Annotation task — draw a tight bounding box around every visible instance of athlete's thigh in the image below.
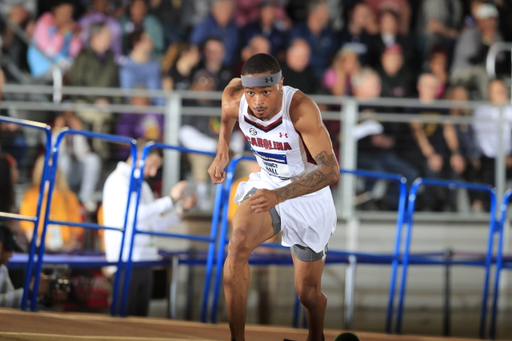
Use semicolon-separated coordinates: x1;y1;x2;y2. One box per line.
232;198;275;249
291;252;325;289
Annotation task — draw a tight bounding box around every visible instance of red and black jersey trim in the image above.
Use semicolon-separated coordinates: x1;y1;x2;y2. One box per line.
244;115;283;133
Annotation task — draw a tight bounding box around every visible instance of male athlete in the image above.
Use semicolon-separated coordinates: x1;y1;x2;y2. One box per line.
208;53;339;341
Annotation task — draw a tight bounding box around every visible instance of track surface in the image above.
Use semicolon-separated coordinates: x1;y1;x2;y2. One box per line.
0;308;497;341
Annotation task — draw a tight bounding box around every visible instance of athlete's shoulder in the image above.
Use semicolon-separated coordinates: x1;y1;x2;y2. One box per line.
222;78;244;117
289;89;320;123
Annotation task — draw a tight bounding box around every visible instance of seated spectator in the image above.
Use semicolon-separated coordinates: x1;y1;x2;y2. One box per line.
27;0;82;78
473;79;512;211
161;43;201;91
0;153;27;250
415;0;462;60
20;156;83;251
79;0;123;63
403;73;465;211
116;86;164;158
70;22;119;91
426;45;449;99
323;46;361;96
0;109;27;174
0;0;37;73
147;0;184;46
0;223;68;308
119;0;164;57
450;3;502;100
354;69;418;210
243;1;288;58
288;0;336;79
193;38;233;91
103;139;196;317
53;110;101;212
120;28;163;105
280;38;318;94
338;2;373;66
377;44;411;99
0;153;15;218
364;0;410;34
190;0;239;67
445;85;482;212
368;9;413;70
70;22;119;142
235;35;271;77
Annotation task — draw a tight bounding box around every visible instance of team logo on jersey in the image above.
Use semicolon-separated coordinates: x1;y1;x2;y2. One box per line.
249;127;257;136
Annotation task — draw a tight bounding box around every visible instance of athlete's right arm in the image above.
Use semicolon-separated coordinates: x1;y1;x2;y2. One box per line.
208;78;244;184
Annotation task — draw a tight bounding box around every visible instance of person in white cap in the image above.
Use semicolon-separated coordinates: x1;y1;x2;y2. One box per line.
450;3;503;99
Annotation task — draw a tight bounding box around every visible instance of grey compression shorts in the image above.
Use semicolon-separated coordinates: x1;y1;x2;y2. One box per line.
241;187;327;262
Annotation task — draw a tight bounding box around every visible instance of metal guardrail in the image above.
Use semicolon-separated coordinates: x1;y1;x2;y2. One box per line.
1;85;511;218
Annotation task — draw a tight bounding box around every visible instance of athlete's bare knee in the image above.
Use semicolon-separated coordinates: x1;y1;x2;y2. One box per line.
297;285;326;309
227;228;253;260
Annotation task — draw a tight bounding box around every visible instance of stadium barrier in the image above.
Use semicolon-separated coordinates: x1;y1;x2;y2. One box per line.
0;115;52;311
36;128;138;315
120;142;218;318
489;188;512;339
397;178;497;339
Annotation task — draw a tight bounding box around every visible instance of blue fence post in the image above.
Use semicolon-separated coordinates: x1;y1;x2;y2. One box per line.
200;183;224;322
30;132;65;310
489;189;512;339
395;178;422;334
110;139;138;316
385;177;408;333
394;178;496;339
209;155;256;323
21;125;52;311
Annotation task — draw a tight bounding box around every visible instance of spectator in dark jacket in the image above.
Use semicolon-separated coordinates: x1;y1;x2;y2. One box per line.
190;0;240;67
280;38;319;94
377;44;411;99
243;1;287;57
288;0;336;79
70;22;119;158
70;22;119;104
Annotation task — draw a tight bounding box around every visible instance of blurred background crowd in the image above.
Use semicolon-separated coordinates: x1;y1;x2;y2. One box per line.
0;0;512;258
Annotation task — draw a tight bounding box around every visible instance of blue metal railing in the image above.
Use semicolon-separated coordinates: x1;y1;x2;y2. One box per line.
395;178;496;339
119;142;218;318
489;189;512;339
35;129;138;315
0;115;52;311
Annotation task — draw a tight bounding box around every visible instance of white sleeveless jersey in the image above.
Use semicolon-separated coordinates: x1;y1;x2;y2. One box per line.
238;85;319;185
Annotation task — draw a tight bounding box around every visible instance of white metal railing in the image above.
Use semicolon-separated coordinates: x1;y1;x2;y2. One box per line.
1;85;511;218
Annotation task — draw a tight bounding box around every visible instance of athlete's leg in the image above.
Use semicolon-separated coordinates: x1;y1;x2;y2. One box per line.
225;199;275;341
292;252;327;341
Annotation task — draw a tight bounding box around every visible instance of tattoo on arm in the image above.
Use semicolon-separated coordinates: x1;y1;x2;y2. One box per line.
275;151;339;202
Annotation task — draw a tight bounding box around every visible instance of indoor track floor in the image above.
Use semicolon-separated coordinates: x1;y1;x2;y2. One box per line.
0;308;501;341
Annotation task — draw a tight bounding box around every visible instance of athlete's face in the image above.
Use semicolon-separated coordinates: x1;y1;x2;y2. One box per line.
244;74;284;121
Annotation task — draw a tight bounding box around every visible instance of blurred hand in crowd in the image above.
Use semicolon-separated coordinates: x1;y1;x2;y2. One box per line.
450;154;465;174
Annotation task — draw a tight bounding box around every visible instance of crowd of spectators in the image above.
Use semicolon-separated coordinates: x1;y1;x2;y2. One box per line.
0;0;511;224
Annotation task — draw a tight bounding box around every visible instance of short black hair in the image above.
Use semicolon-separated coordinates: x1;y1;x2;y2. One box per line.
127;28;145;51
136;138;163;158
241;53;281;76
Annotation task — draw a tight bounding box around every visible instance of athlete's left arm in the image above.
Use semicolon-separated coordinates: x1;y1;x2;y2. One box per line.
249;93;339;213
